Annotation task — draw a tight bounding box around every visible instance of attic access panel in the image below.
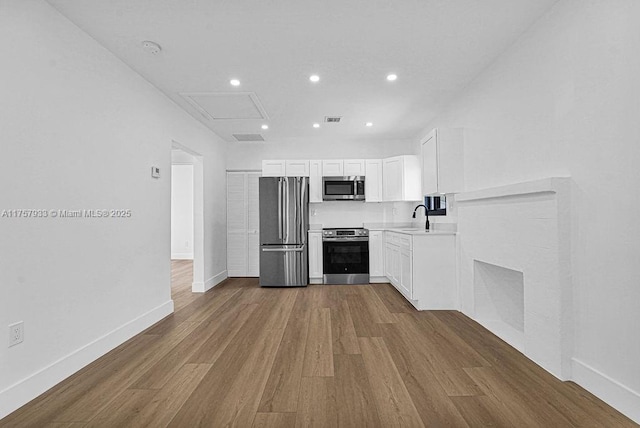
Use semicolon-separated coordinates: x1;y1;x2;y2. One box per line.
180;92;269;121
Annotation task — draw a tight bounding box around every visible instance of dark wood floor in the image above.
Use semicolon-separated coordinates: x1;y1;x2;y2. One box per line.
1;260;636;427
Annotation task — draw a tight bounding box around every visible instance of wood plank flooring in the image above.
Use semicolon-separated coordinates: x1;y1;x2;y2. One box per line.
1;260;636;427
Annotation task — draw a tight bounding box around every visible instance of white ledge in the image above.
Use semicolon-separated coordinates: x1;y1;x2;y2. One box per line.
456;177;570;202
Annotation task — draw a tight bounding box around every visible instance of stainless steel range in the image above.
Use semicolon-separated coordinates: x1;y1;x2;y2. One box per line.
322;228;369;284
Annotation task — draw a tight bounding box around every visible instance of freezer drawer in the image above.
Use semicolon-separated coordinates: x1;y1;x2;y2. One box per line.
259;244;308;287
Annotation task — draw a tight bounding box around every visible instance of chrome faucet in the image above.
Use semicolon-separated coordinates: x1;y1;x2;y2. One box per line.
412;204;430;231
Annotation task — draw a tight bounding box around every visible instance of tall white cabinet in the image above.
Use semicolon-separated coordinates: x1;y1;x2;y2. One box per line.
227;171;260;277
421;128;464;195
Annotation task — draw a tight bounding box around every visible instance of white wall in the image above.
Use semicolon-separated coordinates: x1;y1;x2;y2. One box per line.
421;0;640;421
0;0;227;418
171;164;194;259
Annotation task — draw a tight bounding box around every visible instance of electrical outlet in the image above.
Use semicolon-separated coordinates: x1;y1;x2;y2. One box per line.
9;321;23;347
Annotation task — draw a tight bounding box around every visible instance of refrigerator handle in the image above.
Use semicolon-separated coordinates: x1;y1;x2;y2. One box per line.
284;178;290;242
298;177;304;243
277;178;283;240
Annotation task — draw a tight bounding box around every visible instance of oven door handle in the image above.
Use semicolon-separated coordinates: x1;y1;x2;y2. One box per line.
322;237;369;242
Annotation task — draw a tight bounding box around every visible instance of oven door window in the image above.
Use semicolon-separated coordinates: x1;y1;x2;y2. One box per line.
323;241;369;274
324;181;354;196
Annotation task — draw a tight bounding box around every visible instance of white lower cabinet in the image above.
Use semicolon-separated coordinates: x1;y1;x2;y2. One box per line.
399;247;413;298
384;239;400;285
308;231;323;283
383;231;456;310
368;230;385;281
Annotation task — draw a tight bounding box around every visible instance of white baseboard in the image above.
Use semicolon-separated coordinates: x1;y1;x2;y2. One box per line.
309;278;323;284
192;270;227;293
0;300;173;420
572;358;640;424
369;276;389;283
171;253;194;260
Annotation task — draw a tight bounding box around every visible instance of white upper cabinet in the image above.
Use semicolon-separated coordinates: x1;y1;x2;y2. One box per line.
309;160;322;203
261;160;310;177
343;159;365;176
322;160;344;176
421;128;464;195
261;160;286;177
365;159;383;202
285;160;310;177
382;155;421;201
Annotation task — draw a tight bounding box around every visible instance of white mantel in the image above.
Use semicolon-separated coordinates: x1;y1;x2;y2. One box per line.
456;177;572;380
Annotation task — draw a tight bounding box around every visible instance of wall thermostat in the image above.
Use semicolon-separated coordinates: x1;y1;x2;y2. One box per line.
151;166;160;178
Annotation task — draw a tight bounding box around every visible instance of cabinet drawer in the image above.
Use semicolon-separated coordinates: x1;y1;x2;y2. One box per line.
385;232;399;245
396;234;412;250
385;232;412;250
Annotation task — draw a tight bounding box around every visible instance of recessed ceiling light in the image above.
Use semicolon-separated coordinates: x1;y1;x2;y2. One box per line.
313;123;320;128
309;75;320;83
386;74;398;81
230;79;240;86
261;124;269;130
366;122;373;127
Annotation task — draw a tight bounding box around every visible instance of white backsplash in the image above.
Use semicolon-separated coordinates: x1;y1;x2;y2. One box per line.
310;201;419;228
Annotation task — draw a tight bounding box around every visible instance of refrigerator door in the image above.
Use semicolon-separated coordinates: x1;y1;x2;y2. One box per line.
282;177;309;245
259;177;285;245
259;244;308;287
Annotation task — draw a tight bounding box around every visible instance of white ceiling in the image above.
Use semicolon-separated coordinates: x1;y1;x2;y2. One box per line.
47;0;558;143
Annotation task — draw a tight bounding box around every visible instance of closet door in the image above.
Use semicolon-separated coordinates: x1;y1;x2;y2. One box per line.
227;171;260;277
227;172;248;276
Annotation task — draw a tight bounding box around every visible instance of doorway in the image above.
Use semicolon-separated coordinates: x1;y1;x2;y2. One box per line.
171;142;205;293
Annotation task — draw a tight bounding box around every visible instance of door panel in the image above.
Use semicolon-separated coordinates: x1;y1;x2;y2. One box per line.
259;244;308;286
259;177;283;244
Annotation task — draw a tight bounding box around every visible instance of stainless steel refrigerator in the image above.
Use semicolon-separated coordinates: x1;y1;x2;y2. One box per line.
259;177;309;287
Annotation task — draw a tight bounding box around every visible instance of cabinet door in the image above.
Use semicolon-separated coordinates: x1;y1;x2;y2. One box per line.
322;160;344;176
384;243;394;281
308;232;323;278
399;248;413;299
365;159;383;202
391;246;400;286
309;160;323;203
344;159;365;176
369;231;384;277
262;160;286;177
383;157;403;201
285;160;310;177
421;130;439;195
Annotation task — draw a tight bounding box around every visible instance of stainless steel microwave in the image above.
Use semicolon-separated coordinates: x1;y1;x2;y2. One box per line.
322;176;365;201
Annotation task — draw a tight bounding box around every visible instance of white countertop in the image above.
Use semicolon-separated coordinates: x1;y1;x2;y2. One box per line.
309;223;456;235
377;227;456;236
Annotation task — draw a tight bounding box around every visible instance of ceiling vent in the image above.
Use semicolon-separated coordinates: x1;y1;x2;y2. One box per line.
233;133;265;142
324;116;342;123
